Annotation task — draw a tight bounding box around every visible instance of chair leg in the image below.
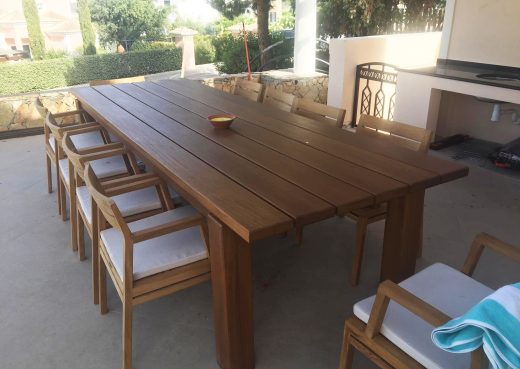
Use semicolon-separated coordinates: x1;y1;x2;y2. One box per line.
60;179;68;222
350;216;369;286
56;171;62;215
46;156;52;193
295;226;303;246
122;301;133;369
77;215;85;259
339;321;355;369
99;253;108;313
71;194;78;253
92;234;100;305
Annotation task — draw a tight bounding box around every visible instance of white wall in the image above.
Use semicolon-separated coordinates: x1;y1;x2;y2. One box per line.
445;0;520;67
327;32;441;125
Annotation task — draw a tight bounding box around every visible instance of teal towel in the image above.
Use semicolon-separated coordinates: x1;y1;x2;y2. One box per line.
431;283;520;369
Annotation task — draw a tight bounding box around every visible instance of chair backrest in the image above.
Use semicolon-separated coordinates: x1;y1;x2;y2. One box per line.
262;86;295;112
291;98;346;128
89;75;146;86
45;112;64;141
84;164;127;232
356;114;432;153
234;79;264;102
35;98;47;119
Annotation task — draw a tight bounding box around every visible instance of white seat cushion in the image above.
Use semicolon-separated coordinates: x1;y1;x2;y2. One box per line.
76;185;163;225
100;206;207;280
70;131;105;150
353;263;494;369
58;159;70;185
89;155;128;179
60;156;128;185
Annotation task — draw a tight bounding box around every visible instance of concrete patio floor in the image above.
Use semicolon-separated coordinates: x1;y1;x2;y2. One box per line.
0;135;519;369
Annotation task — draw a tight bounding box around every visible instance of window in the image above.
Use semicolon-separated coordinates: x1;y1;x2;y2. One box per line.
164;0;171;6
70;0;78;13
269;11;277;23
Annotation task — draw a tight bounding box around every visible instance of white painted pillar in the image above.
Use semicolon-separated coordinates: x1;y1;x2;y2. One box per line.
294;0;316;75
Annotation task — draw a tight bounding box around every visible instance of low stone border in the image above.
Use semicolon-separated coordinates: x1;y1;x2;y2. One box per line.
199;70;329;104
0;69;329;136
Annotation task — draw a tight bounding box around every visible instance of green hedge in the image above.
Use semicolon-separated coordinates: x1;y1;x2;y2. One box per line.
0;48;182;95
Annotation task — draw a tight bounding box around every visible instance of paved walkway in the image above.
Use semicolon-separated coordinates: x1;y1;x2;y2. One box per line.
0;135;519;369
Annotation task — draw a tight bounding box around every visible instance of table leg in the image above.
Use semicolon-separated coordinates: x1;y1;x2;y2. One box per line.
380;189;425;282
208;215;255;369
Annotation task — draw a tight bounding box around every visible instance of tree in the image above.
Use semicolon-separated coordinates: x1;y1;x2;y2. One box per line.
318;0;445;38
22;0;45;59
91;0;169;50
210;0;270;67
255;0;271;67
209;0;252;19
77;0;96;55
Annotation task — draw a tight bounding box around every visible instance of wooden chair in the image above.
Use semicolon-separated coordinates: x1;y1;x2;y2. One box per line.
63;134;172;306
356;114;433;152
233;78;264;102
262;86;295;112
89;76;146;86
84;163;211;369
348;114;433;285
291;98;346;128
35;98;92;194
45;113;106;219
340;233;520;369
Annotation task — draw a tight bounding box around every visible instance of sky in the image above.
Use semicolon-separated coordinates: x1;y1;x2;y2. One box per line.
174;0;221;24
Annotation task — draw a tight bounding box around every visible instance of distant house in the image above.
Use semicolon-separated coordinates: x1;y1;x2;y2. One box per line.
0;0;83;56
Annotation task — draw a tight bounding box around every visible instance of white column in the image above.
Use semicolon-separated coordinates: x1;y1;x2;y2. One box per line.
294;0;316;76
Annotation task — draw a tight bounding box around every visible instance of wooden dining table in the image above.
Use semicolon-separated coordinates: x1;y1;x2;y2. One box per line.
73;79;468;369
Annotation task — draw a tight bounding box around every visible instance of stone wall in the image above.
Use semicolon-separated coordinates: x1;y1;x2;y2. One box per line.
0;91;78;132
1;69;329;133
199;70;329;104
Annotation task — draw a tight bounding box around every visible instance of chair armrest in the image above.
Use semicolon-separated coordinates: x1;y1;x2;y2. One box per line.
78;147;127;164
131;212;204;243
365;280;450;339
103;175;163;197
461;232;520;276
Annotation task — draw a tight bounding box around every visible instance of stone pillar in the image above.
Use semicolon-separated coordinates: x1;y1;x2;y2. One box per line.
172;27;198;78
294;0;316;76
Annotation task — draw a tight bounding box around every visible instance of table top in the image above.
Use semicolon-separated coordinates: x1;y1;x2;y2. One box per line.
73;79;468;243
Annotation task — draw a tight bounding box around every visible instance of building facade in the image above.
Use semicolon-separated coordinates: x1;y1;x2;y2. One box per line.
0;0;83;55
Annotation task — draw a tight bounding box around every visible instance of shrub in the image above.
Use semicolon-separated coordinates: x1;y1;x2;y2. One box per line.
43;49;69;60
132;40;176;51
194;35;216;65
212;32;293;74
0;48;182;95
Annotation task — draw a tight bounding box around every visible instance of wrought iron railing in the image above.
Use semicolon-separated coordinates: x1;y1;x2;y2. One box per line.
351;62;398;126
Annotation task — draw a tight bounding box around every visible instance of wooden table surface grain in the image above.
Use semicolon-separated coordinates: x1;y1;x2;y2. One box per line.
73;80;468;369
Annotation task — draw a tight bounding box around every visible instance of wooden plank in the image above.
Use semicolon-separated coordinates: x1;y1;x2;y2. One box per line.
159;80;440;190
93;85;335;226
171;79;468;183
134;82;407;203
116;83;375;212
72;87;292;242
208;215;254;369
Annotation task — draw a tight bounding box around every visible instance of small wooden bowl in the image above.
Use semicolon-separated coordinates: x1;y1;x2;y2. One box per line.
208;114;236;129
